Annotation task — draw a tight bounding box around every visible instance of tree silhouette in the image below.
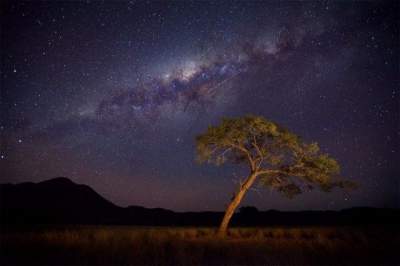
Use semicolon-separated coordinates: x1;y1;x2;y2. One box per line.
196;115;356;237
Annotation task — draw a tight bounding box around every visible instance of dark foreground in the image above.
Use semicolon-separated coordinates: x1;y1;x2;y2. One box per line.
1;226;399;266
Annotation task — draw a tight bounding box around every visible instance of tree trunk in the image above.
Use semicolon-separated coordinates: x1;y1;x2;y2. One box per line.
217;173;258;237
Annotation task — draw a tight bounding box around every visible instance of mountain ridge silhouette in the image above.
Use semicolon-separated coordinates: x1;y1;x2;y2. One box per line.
1;177;398;226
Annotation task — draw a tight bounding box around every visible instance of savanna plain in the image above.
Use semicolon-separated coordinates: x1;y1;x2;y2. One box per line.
1;225;399;266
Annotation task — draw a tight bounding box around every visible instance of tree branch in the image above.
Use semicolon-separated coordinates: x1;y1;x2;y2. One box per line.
256;169;286;176
228;141;256;171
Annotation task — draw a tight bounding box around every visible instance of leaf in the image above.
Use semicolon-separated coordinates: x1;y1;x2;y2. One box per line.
195;115;356;195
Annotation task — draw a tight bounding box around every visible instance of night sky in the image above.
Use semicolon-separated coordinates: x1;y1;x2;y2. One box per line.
1;1;399;211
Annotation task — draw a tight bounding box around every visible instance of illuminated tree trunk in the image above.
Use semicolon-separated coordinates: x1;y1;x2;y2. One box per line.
217;173;258;237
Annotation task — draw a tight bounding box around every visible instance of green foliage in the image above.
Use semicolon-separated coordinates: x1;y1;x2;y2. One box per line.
196;115;356;197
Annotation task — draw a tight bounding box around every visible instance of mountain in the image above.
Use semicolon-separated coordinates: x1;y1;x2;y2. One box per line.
1;177;399;226
0;177;122;224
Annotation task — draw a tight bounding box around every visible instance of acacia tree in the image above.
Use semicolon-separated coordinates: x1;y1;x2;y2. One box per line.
196;115;355;237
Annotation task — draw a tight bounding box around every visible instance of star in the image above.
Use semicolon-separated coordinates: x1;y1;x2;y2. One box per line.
1;0;398;211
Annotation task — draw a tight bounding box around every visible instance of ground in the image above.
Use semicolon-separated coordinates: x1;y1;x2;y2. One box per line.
1;226;399;266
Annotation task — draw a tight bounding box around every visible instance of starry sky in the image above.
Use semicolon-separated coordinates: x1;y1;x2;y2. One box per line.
1;1;399;211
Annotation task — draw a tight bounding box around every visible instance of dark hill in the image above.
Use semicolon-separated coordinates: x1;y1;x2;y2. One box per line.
0;177;122;224
1;177;399;226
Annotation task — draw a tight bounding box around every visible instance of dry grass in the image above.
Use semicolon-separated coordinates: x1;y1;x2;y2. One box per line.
1;226;399;265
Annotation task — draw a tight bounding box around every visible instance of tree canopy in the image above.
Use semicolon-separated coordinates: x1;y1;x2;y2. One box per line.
196;115;356;198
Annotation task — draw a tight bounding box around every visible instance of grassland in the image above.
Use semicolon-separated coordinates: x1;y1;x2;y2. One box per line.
1;226;399;266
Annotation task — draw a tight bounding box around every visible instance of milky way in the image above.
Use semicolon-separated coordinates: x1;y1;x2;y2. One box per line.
95;24;309;129
1;1;398;211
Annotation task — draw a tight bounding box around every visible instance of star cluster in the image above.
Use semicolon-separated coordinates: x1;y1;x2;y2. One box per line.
1;1;398;211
